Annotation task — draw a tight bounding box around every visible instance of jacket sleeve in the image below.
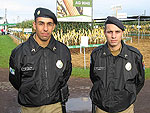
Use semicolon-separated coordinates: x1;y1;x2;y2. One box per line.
63;54;72;83
90;52;99;84
9;50;21;91
60;49;72;87
135;54;145;94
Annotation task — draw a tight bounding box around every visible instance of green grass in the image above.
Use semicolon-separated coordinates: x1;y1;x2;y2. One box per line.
72;67;150;79
145;68;150;79
0;35;17;68
71;67;90;78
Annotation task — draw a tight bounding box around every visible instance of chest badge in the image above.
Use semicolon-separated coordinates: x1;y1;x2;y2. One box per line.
56;60;63;69
125;62;132;71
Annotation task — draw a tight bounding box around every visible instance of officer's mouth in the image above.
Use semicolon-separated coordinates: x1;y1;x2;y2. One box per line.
111;40;117;43
41;33;49;37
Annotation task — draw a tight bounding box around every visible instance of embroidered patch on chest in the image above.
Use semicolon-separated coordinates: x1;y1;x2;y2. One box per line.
21;67;34;71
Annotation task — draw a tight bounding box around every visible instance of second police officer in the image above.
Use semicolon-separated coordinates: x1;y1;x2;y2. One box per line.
90;16;145;113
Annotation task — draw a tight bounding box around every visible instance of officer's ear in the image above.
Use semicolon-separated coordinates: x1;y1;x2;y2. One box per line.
104;25;107;34
33;21;36;31
104;29;106;35
121;31;124;37
52;24;56;31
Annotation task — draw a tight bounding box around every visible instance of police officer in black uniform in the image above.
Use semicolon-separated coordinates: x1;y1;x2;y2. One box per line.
9;7;72;113
90;16;145;113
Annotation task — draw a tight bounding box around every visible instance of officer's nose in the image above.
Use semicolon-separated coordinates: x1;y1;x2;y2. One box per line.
112;32;116;39
44;24;48;31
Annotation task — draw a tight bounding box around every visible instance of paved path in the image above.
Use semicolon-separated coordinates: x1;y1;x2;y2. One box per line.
0;68;150;113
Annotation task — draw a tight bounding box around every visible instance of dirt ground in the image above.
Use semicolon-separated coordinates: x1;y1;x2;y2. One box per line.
0;37;150;113
71;38;150;68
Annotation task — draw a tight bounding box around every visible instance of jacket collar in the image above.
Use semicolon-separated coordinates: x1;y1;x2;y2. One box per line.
101;43;111;57
28;33;57;55
101;40;129;60
46;34;57;52
118;41;130;60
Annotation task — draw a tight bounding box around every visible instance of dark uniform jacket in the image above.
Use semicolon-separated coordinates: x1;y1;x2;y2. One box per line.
9;33;72;107
90;41;145;112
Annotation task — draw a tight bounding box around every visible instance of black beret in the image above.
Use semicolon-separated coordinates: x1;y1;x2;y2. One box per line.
105;16;125;31
34;7;57;25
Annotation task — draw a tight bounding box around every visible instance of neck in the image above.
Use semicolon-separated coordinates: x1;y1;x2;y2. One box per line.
108;43;122;56
108;43;122;52
34;34;51;48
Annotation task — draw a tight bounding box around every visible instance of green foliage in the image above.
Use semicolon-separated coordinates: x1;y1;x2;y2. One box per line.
16;20;34;28
55;22;93;33
14;20;93;34
0;35;17;68
11;19;150;36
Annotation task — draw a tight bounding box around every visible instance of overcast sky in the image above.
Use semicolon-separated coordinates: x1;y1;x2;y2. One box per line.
0;0;150;23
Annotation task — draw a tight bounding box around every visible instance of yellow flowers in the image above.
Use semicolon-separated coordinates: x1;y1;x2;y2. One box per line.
12;23;150;46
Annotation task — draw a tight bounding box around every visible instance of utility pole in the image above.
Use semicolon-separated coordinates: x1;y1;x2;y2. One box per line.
111;5;122;17
144;10;146;16
137;16;140;43
4;8;7;34
5;8;7;20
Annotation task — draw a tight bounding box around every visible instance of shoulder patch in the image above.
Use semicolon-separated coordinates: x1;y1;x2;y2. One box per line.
10;67;15;75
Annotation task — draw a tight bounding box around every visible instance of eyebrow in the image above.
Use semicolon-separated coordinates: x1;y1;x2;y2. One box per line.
107;29;121;31
37;21;54;24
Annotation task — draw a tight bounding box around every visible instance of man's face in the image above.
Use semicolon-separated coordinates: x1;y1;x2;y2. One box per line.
33;17;56;42
104;24;123;48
